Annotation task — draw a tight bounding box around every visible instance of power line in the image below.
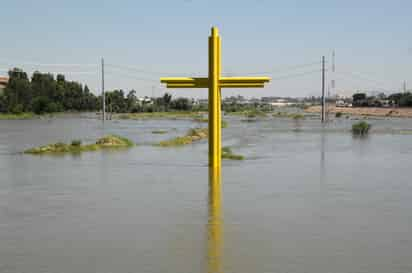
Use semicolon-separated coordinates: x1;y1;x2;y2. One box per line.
270;68;324;81
335;70;389;88
333;74;391;92
222;60;322;76
105;63;187;76
105;70;160;83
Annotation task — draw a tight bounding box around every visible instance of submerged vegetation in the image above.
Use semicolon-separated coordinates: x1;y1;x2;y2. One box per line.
222;147;245;160
152;130;168;134
24;135;134;155
291;113;305;120
228;109;267;118
158;128;208;147
352;121;371;136
272;112;305;119
117;111;204;120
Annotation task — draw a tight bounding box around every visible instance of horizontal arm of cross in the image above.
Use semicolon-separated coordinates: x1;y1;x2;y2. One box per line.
160;77;271;88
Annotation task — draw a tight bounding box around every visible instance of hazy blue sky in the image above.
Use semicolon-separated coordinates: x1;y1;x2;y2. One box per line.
1;0;411;98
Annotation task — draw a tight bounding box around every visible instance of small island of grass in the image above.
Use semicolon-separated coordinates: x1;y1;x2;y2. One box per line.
272;112;305;119
152;130;168;134
352;121;371;136
222;147;244;160
24;135;134;155
158;128;208;147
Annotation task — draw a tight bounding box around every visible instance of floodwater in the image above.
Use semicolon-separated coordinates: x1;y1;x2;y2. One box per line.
1;113;412;273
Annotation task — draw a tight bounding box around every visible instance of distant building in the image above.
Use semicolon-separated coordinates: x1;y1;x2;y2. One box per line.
0;76;9;95
270;98;294;107
137;96;153;105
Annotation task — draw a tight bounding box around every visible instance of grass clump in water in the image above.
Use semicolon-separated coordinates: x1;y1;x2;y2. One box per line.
117;112;204;120
352;121;371;136
273;112;305;119
291;113;305;120
152;130;168;134
245;110;267;118
71;139;82;146
222;147;244;160
25;135;134;154
158;128;208;147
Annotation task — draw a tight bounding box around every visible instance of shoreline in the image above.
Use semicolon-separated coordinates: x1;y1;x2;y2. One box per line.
305;105;412;118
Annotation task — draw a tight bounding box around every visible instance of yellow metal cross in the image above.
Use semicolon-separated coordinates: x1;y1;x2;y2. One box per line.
161;27;270;168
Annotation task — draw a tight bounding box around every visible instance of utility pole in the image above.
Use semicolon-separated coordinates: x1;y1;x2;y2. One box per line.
403;81;407;93
331;50;335;97
321;56;326;123
101;58;106;123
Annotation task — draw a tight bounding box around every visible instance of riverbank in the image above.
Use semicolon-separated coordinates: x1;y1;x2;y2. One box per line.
0;113;36;120
305;105;412;118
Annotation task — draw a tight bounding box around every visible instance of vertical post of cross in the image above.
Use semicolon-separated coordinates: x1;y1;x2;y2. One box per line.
208;27;221;169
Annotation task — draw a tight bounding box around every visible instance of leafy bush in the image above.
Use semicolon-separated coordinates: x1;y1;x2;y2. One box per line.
11;104;23;114
352;121;371;135
335;112;343;118
32;96;50;114
45;102;61;113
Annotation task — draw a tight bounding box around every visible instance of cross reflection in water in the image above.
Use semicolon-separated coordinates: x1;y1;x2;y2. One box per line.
208;167;223;273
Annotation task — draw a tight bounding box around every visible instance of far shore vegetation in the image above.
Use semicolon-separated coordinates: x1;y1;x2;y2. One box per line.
24;135;134;155
0;112;36;120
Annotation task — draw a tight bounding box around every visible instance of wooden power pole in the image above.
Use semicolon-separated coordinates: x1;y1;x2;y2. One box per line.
101;58;106;123
321;56;326;123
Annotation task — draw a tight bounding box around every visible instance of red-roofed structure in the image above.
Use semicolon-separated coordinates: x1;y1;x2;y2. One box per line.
0;76;8;86
0;76;8;95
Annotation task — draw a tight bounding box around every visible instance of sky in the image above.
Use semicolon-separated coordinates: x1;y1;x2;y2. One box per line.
1;0;411;98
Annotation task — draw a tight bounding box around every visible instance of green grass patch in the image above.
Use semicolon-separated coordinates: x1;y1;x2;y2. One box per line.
352;121;371;136
151;130;168;134
222;146;244;160
71;139;82;146
158;128;208;147
291;113;305;120
0;112;36;120
335;112;343;118
25;135;134;155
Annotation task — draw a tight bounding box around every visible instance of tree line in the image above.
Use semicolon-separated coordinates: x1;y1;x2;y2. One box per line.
352;92;412;107
0;68;99;114
0;68;197;114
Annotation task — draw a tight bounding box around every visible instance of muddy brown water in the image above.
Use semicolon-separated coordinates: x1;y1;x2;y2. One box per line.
1;114;412;273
